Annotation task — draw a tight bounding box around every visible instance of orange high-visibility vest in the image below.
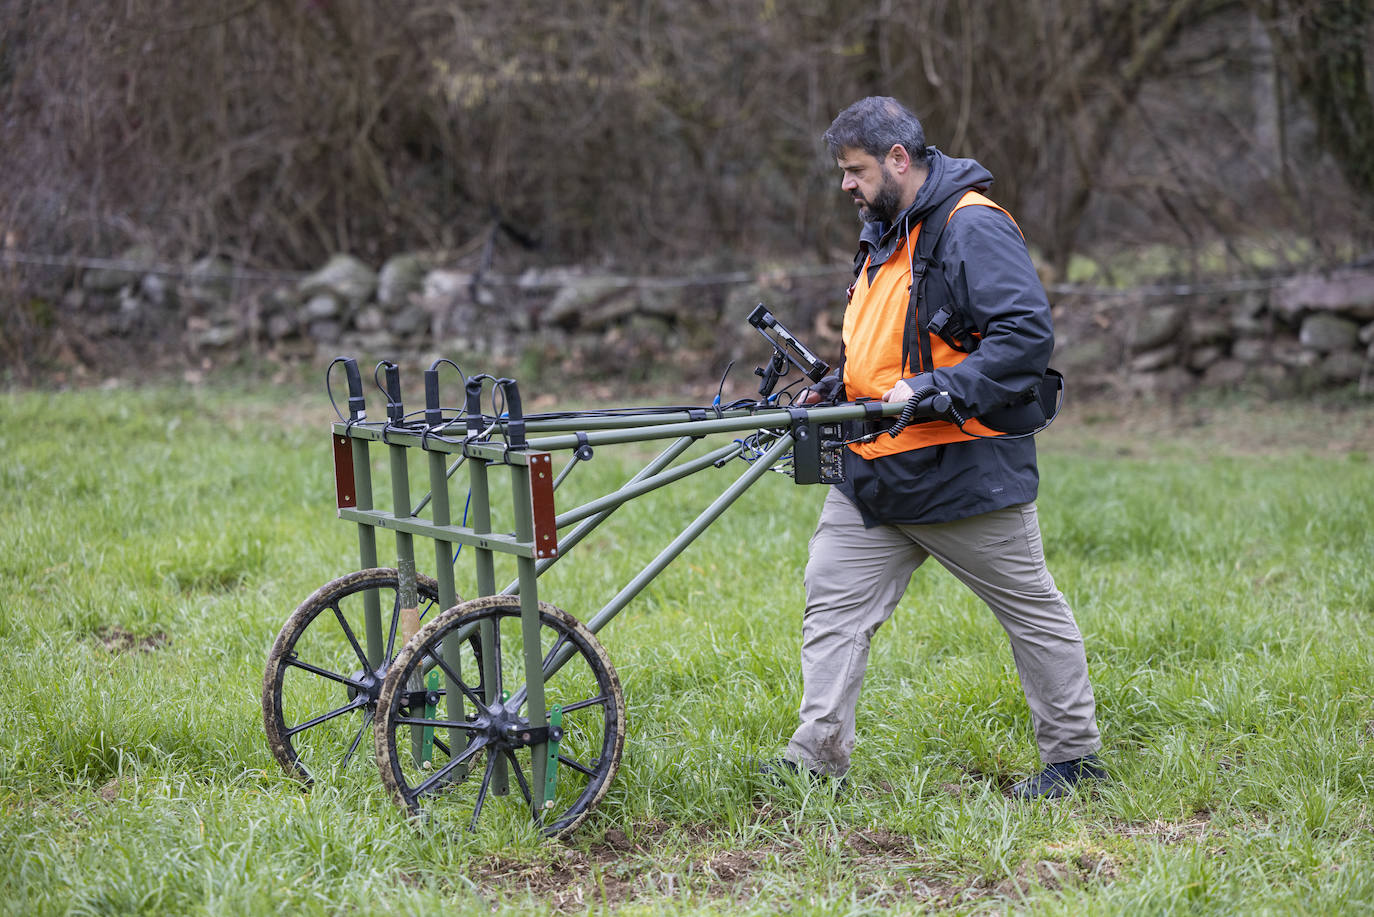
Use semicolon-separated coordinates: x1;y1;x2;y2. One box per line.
842;191;1015;460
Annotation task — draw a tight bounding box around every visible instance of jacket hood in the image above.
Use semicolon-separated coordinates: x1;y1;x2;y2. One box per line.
858;148;995;252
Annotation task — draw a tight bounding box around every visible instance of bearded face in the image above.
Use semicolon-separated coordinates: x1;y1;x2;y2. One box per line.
836;148;907;226
852;165;904;224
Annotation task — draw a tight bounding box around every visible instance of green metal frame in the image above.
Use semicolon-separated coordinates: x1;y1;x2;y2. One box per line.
331;365;906;820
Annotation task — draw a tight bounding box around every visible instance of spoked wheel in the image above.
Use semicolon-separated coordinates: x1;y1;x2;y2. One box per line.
263;567;460;784
375;595;624;837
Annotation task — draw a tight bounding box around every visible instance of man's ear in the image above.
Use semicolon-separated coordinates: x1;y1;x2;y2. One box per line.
887;144;911;173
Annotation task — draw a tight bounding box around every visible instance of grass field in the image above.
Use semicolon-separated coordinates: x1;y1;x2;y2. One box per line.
1;381;1372;915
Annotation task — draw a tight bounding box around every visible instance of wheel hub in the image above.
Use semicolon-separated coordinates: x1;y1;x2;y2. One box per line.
345;668;382;704
471;702;542;747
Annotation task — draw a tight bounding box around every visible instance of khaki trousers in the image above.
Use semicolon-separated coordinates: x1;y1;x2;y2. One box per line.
786;488;1100;776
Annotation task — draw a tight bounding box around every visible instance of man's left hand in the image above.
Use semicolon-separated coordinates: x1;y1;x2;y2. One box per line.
881;372;934;403
881;380;914;403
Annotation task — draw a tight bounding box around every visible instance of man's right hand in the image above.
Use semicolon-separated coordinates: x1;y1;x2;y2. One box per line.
799;375;841;404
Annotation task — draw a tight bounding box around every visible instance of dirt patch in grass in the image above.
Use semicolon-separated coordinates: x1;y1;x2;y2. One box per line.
96;624;168;653
993;851;1122;898
461;818;1122;912
459;810;1234;910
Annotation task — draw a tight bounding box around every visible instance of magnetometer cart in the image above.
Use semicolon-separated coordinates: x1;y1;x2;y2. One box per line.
262;307;954;835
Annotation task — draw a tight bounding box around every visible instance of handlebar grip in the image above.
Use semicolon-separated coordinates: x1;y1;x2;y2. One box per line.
383;362;404;424
423;368;442;427
343;358;366;421
887;388;951;438
497;378;525;448
464;377;485;435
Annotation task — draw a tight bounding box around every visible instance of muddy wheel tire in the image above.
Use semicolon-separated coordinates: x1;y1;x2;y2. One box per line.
263;568;453;784
375;595;624;837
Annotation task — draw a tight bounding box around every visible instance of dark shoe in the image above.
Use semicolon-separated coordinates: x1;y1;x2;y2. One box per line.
1011;755;1106;800
754;757;848;790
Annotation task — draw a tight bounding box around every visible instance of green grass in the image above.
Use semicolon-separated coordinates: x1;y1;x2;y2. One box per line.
1;383;1372;914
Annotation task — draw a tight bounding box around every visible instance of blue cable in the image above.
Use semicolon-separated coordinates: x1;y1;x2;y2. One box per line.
451;490;472;565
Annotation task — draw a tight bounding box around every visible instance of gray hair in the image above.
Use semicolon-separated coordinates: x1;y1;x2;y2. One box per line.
823;97;928;162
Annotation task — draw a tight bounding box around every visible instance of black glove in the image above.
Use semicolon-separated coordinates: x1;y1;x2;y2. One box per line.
804;374;844;404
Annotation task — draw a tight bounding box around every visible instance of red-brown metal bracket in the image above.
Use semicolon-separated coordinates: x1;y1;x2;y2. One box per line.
333;434;357;511
528;451;558;559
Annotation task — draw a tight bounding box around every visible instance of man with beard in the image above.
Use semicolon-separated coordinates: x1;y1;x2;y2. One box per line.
771;97;1104;799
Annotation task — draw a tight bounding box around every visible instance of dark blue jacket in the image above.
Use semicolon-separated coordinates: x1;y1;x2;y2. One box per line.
835;148;1052;526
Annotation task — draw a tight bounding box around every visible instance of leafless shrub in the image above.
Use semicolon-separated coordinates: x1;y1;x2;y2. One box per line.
0;0;1369;284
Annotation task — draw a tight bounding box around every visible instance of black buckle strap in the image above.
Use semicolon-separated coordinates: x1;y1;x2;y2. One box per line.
927;305;979;353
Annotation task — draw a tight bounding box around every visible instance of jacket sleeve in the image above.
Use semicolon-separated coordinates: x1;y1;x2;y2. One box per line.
927;205;1053;415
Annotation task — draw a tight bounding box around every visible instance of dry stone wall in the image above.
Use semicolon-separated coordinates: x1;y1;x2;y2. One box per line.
1049;269;1374;398
56;247;1374;397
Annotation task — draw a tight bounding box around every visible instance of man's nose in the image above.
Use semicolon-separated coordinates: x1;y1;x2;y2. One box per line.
841;175;857;192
